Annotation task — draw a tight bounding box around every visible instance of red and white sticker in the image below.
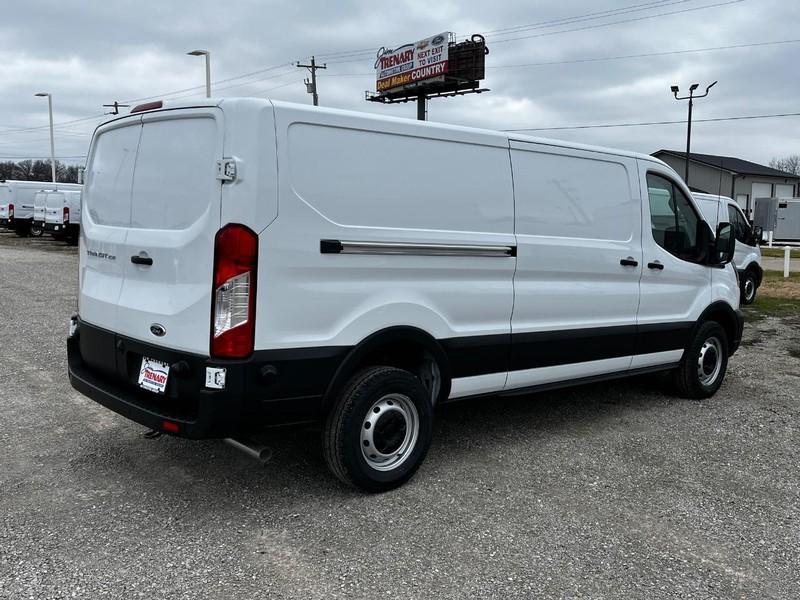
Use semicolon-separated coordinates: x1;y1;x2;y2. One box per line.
138;357;170;394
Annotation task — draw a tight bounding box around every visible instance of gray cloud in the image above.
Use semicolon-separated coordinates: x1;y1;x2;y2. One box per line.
0;0;797;165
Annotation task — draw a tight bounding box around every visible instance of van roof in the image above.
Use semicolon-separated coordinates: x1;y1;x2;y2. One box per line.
106;97;669;168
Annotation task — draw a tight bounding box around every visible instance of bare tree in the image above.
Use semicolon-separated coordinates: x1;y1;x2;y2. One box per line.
769;154;800;175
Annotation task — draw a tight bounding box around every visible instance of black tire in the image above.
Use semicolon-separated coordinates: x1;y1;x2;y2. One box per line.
323;366;433;493
13;222;30;237
740;270;758;305
674;321;729;399
30;225;43;237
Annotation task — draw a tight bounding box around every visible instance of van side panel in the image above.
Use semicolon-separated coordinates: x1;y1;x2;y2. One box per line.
507;142;642;390
219;98;278;232
261;106;516;398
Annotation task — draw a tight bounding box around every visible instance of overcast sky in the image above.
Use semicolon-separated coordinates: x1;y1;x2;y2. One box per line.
0;0;797;166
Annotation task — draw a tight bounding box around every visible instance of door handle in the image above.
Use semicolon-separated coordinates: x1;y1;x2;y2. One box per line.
619;258;638;267
131;255;153;266
647;261;664;270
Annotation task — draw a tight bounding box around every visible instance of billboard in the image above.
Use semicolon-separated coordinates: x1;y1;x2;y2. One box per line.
376;32;450;95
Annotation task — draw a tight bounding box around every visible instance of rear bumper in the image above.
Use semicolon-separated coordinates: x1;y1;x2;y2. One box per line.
0;218;10;227
68;318;345;438
44;222;66;232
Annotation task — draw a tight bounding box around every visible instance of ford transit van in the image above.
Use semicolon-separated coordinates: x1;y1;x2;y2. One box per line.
44;190;82;244
0;180;82;236
693;192;763;304
68;99;742;491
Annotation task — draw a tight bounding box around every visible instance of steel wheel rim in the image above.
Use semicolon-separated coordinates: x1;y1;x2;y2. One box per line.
697;336;723;387
744;279;755;302
361;393;419;472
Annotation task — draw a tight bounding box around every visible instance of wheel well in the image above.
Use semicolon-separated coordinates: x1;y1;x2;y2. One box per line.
745;262;763;286
702;306;738;352
323;328;451;410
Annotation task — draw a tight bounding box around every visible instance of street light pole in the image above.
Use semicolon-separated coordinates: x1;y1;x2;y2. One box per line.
35;92;56;183
671;81;717;186
187;50;211;97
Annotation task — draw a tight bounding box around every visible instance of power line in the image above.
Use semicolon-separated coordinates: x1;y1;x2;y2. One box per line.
503;112;800;132
481;0;687;35
317;38;800;78
313;0;689;62
318;0;742;64
490;0;745;45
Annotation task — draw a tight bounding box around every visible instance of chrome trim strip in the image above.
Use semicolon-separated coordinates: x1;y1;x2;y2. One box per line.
320;239;515;257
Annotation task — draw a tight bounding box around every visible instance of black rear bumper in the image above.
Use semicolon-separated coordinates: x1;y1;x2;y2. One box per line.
68;319;347;438
0;218;10;228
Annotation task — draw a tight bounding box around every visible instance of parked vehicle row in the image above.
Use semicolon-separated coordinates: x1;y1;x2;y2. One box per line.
67;98;742;492
0;180;83;243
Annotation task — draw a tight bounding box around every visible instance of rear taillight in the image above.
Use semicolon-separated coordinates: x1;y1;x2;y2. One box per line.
211;224;258;359
63;206;69;223
8;203;13;219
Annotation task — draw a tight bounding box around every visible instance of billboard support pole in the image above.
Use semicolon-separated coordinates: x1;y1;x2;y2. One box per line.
416;94;427;121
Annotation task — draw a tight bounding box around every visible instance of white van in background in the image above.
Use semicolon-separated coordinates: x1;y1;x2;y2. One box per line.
68;98;741;492
32;191;48;234
693;192;763;304
0;180;83;236
44;190;82;244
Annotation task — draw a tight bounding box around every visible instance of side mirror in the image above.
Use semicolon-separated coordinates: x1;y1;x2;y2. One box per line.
752;226;763;245
712;222;736;265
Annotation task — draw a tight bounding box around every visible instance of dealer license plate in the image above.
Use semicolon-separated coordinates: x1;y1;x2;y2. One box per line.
138;357;170;394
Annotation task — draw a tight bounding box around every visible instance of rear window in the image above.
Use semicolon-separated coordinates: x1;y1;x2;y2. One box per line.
130;116;218;230
85;122;141;226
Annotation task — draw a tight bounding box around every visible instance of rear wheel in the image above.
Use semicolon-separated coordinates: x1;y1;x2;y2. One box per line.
674;321;728;399
323;366;433;492
740;270;757;305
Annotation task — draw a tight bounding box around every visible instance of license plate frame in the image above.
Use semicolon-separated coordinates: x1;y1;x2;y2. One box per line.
137;357;170;394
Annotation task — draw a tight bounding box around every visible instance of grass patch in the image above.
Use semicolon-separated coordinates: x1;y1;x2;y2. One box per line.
761;247;799;259
743;295;800;319
762;270;800;283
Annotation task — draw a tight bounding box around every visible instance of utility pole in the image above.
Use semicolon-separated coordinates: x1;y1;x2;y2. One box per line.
670;81;717;186
297;56;326;106
103;101;131;115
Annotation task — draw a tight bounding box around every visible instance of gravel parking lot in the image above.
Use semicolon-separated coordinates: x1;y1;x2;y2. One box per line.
1;231;798;599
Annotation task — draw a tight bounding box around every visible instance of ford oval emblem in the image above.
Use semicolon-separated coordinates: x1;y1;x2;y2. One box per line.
150;324;166;337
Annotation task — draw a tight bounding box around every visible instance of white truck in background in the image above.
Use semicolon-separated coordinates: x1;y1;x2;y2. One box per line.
0;180;83;237
693;192;763;304
44;190;82;244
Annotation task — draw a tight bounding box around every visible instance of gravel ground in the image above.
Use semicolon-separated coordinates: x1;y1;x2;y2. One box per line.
1;230;799;599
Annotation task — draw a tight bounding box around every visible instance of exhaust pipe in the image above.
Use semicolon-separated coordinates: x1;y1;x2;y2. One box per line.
224;437;272;463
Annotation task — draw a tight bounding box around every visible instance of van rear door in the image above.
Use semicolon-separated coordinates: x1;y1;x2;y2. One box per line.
115;108;223;354
81;107;224;355
45;192;64;224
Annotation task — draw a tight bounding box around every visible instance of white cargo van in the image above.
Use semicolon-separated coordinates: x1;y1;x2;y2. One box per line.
0;180;82;236
693;192;763;304
68;99;742;492
32;191;48;234
44;190;82;244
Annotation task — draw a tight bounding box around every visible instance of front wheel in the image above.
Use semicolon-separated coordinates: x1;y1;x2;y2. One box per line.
323;366;433;492
740;271;757;305
30;224;43;237
674;321;729;399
